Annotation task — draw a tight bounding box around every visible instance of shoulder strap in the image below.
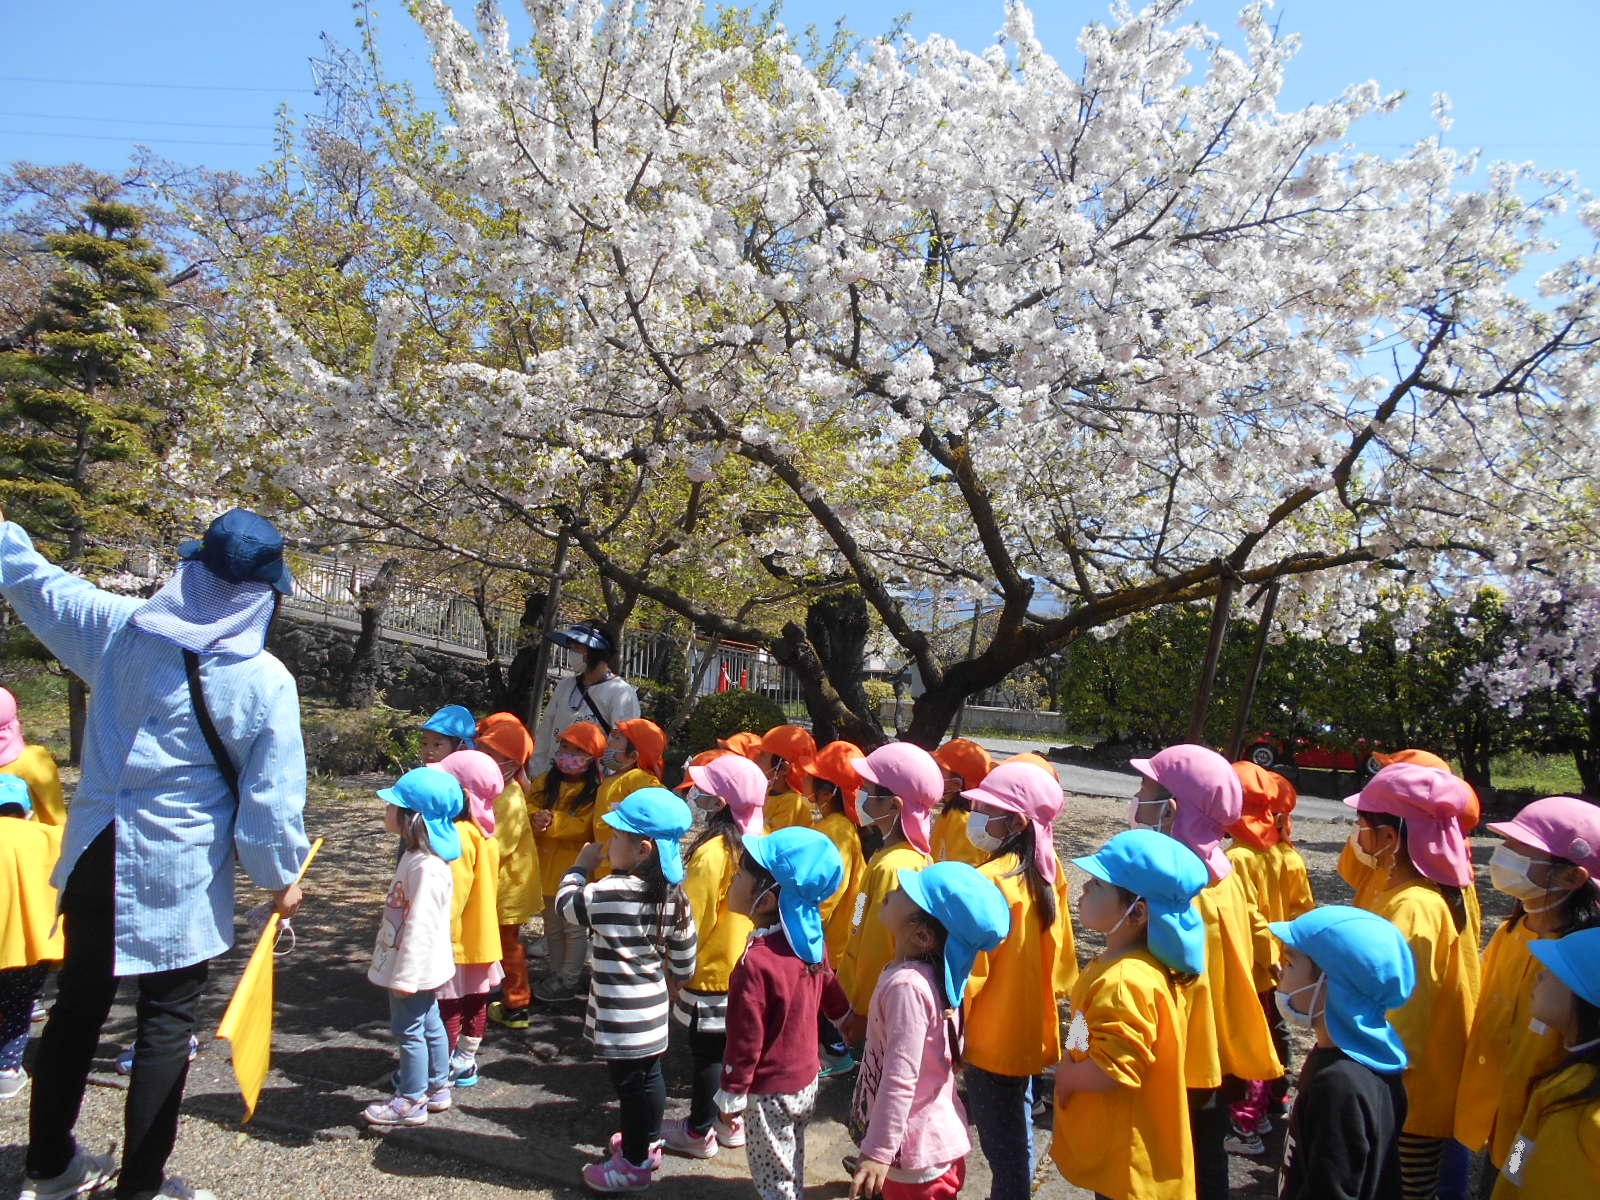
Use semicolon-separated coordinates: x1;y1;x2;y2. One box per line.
184;649;242;805
573;676;614;736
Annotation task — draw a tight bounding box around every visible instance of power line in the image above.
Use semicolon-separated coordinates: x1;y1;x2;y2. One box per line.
0;75;314;94
0;127;270;149
0;110;272;131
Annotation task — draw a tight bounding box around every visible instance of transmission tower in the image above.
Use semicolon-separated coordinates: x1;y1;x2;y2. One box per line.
307;31;374;138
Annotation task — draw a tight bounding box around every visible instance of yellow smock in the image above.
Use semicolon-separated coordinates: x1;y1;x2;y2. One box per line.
1338;842;1387;912
1456;919;1566;1167
1263;840;1315;923
0;745;65;827
1051;947;1194;1200
1374;877;1480;1138
930;806;988;866
592;767;659;879
1490;1063;1600;1200
493;779;542;924
814;809;867;967
0;817;64;967
1183;867;1282;1090
764;788;813;831
966;852;1077;1077
838;842;930;1013
1224;844;1278;992
681;832;751;992
529;773;597;897
449;821;503;965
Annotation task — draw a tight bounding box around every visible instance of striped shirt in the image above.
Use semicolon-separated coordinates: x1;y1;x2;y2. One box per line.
556;868;697;1060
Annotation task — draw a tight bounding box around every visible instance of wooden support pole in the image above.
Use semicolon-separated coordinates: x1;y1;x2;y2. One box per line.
1227;582;1281;761
524;527;570;733
1187;573;1237;743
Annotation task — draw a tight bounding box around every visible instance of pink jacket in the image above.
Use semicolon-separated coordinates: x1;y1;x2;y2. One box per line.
851;960;970;1172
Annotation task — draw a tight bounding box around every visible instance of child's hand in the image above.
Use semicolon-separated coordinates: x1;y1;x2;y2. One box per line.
850;1159;890;1198
841;1010;868;1044
574;842;604;874
532;810;554;834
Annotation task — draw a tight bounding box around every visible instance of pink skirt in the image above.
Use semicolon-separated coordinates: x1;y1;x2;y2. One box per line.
438;961;505;1001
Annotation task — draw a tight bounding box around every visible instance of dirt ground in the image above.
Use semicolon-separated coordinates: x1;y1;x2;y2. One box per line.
1;778;1512;1200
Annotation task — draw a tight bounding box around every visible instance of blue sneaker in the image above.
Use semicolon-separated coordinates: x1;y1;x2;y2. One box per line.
117;1035;199;1076
449;1050;479;1088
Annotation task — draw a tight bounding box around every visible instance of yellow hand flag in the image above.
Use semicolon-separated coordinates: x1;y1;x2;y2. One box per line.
216;837;323;1121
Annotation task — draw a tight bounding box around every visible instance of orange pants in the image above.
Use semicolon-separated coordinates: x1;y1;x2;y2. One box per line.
498;925;530;1009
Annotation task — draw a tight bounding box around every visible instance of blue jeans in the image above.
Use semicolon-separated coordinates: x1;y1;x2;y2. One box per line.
965;1065;1035;1200
388;990;448;1099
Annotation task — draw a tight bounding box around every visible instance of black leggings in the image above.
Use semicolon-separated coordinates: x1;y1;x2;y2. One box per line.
1189;1086;1232;1200
27;829;210;1198
687;1025;727;1135
607;1055;665;1165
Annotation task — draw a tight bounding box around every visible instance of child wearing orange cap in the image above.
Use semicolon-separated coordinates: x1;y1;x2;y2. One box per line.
1225;761;1314;1154
476;712;543;1031
799;739;869;1078
525;721;607;1005
836;744;943;1041
1456;796;1600;1194
593;719;668;879
0;687;64;826
929;739;992;867
754;725;817;832
1346;762;1481;1200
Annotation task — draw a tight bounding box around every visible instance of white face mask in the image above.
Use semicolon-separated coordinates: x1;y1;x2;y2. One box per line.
1128;796;1173;834
966;811;1005;853
1347;827;1384;869
1275;975;1326;1029
1490;844;1564;911
857;790;894;830
685;787;721;813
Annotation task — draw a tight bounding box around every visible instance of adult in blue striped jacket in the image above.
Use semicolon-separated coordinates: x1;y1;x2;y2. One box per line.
0;507;310;1200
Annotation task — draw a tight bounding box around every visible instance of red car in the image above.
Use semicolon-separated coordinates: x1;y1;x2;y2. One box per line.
1241;731;1385;776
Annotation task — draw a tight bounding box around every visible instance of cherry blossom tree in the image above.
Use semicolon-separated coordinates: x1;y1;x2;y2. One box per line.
218;0;1600;745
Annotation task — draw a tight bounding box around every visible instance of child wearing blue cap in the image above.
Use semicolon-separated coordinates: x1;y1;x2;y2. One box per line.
714;828;851;1200
1051;829;1207;1200
0;774;62;1100
1270;906;1415;1200
848;862;1009;1200
556;787;699;1194
420;704;477;763
363;768;463;1128
1491;925;1600;1198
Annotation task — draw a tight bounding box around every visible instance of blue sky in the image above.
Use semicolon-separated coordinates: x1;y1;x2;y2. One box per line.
4;1;1595;254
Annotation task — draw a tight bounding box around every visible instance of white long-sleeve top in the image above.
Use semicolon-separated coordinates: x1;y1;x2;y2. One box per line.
369;849;454;993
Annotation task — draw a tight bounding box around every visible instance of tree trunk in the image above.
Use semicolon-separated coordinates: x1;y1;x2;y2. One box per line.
339;558;401;708
472;580;506;699
802;590;878;745
904;684;971;750
500;589;549;715
1577;692;1600;799
770;619;885;750
67;676;88;766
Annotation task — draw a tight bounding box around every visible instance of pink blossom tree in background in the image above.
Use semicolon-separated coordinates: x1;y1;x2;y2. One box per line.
213;0;1600;746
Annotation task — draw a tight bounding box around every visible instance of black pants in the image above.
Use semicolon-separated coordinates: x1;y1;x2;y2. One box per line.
607;1055;665;1165
27;828;210;1197
687;1025;727;1135
1189;1086;1232;1200
818;1008;849;1058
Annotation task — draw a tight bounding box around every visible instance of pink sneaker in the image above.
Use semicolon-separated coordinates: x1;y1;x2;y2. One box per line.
426;1083;453;1113
714;1114;745;1148
582;1157;652;1193
661;1118;718;1159
362;1094;428;1127
609;1132;664;1171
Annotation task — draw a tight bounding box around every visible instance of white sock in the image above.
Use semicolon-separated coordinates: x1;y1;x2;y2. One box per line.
457;1035;482;1057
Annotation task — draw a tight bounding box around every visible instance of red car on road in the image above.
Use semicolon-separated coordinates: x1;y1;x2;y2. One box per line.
1241;731;1385;776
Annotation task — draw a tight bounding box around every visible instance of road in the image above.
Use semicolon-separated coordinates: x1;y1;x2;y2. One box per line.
970;735;1357;825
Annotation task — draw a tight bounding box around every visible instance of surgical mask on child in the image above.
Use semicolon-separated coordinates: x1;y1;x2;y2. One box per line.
600;749;629;774
857;790;895;830
1275;976;1326;1029
966;811;1005;853
554;751;590;776
685;787;721;813
1347;827;1384;869
1128;797;1173;834
1489;844;1563;911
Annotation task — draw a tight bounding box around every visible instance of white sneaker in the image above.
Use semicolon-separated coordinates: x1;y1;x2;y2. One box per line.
129;1180;219;1200
0;1067;27;1099
18;1148;116;1200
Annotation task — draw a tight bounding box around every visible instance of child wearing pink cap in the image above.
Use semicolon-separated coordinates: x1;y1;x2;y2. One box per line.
0;687;64;827
1130;743;1282;1200
664;752;768;1159
836;743;944;1040
1456;795;1600;1193
431;750;506;1090
1346;762;1481;1200
957;759;1077;1200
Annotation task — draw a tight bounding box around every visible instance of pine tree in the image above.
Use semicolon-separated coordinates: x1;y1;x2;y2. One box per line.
0;199;170;567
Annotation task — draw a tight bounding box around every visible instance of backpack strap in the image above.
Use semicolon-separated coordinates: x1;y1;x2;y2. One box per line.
184;649;242;805
573;676;614;736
